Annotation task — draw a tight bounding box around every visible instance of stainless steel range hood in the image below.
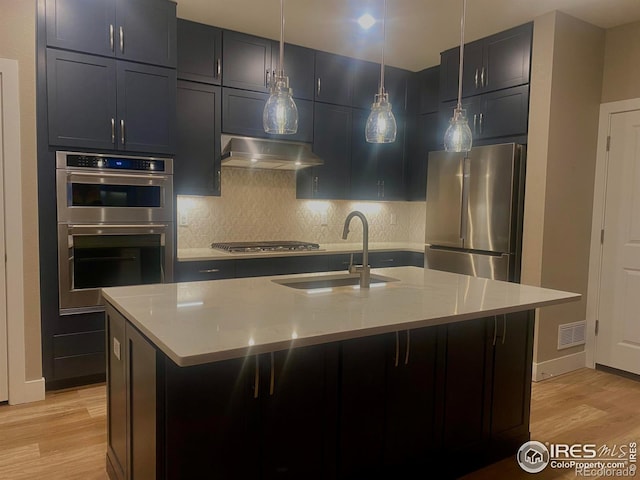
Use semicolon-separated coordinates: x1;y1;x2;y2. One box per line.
221;135;323;170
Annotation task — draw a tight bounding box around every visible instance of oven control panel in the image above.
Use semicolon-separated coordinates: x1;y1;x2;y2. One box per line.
65;154;167;172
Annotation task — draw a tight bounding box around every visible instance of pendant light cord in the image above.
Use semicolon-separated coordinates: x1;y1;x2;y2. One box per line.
456;0;466;109
379;0;387;95
278;0;285;75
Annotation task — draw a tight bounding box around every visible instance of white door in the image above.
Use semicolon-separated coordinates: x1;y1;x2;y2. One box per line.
596;109;640;375
0;71;8;401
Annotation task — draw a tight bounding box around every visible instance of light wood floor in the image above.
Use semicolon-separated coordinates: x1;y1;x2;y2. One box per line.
0;368;638;479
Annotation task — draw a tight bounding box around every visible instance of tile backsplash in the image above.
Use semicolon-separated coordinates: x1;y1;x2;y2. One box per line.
177;167;426;249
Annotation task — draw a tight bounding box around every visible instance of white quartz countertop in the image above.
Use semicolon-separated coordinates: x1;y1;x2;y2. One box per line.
177;242;425;261
101;267;580;367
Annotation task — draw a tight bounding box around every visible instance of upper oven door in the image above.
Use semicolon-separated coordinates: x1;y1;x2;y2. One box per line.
56;169;173;223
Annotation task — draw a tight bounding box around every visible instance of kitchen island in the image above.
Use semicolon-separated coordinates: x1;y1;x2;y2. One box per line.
102;266;579;479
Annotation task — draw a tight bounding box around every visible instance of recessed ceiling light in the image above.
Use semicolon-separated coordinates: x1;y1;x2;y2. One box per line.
358;13;376;30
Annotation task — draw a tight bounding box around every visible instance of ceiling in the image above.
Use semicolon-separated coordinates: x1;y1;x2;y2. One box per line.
176;0;640;71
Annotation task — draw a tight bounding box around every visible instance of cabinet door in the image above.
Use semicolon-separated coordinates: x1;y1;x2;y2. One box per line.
298;103;351;199
116;61;176;154
235;255;328;278
350;108;379;200
376;114;406;201
164;355;259;479
490;311;534;458
177;19;222;85
478;84;529;139
440;95;481;140
222;31;273;93
106;307;127;480
410;66;440;115
176;81;221;196
174;259;236;282
47;49;117;150
483;23;532;93
221;88;313;142
351;61;408;113
274;42;315;101
461;40;485;97
384;328;439;474
261;344;339;479
115;0;177;67
338;334;389;478
46;0;116;56
314;51;353;106
439;48;460;102
407;112;439;201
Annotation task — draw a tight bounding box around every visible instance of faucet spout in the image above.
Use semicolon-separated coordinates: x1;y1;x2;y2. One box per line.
341;211;370;288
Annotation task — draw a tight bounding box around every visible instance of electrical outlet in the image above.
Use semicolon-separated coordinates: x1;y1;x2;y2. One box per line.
390;213;397;225
179;211;189;226
320;212;328;226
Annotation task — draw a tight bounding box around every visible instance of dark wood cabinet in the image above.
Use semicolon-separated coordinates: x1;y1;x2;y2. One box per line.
177;19;222;85
273;42;316;101
350;109;406;201
45;0;176;67
351;60;408;113
406;112;439;201
175;81;221;196
297;102;351;199
440;23;532;101
47;49;176;153
175;259;236;282
314;51;353;106
116;60;176;153
221;88;313;143
222;31;273;93
410;65;440;114
235;255;328;278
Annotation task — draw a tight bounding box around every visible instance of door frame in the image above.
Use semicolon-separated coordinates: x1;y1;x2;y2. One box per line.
0;58;45;404
585;97;640;369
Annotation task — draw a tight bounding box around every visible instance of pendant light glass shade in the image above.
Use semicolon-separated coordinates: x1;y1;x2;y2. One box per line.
263;0;298;135
365;93;396;143
443;0;472;152
365;0;396;144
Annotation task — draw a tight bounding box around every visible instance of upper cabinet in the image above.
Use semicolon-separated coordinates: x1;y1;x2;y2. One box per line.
177;19;222;85
314;51;353;106
440;22;532;101
47;49;176;154
351;60;408;113
222;31;273;93
45;0;177;68
409;66;440;115
274;43;316;101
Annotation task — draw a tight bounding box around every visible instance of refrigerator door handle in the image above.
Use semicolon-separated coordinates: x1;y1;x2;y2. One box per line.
460;156;471;242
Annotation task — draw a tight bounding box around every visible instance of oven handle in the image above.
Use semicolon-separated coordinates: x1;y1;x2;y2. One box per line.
67;224;169;232
66;171;169;181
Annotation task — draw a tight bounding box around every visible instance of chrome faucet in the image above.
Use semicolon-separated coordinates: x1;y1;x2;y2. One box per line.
342;211;370;288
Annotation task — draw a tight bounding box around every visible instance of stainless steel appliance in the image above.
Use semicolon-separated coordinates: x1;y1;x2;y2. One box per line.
425;143;526;282
56;151;174;311
211;241;321;253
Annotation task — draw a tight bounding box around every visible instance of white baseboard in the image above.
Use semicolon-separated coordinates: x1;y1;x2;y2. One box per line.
9;377;45;405
532;351;586;382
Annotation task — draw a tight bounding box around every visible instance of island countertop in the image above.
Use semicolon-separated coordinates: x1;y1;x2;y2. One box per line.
101;266;580;367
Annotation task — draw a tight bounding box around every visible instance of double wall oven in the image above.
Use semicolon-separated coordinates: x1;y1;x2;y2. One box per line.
56;151;174;312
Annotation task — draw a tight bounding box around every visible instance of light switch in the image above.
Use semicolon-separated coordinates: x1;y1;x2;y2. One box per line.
179;211;189;226
390;213;397;225
113;337;121;361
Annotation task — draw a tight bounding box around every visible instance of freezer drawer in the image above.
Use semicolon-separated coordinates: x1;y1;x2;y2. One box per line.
424;246;513;282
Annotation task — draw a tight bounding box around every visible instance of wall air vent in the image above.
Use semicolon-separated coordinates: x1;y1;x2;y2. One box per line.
558;321;586;350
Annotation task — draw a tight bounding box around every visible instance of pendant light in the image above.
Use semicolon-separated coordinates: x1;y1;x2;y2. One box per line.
443;0;472;152
365;0;397;143
263;0;298;135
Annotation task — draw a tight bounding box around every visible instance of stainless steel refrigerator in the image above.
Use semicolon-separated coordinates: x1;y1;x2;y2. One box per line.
424;143;526;282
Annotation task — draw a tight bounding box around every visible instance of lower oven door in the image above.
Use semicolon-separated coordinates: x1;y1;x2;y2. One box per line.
58;223;174;311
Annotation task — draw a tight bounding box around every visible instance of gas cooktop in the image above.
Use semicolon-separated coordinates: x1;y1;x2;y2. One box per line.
211;241;321;253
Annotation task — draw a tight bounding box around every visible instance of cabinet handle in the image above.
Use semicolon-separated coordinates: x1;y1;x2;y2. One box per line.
198;269;220;274
502;314;507;345
474;68;479;89
313;176;319;194
493;316;498;346
481;66;486;87
110;118;115;144
394;332;400;368
479;113;484;135
266;69;271;87
109;24;114;52
216;58;221;79
376;180;381;198
379;258;395;263
119;26;124;54
216;170;221;193
473;114;478;135
253;355;260;399
404;330;411;365
381;180;385;198
269;352;275;396
120;119;125;145
317;77;321;96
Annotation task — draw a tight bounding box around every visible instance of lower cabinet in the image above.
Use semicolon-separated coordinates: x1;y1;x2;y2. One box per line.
106;303;534;480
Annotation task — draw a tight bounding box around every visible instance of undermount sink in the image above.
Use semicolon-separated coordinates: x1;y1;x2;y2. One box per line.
273;273;399;290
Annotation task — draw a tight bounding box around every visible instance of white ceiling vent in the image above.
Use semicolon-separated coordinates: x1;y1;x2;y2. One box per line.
558;321;586;350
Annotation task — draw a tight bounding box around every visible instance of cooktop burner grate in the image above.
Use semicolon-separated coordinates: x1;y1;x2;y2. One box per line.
211;241;321;253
